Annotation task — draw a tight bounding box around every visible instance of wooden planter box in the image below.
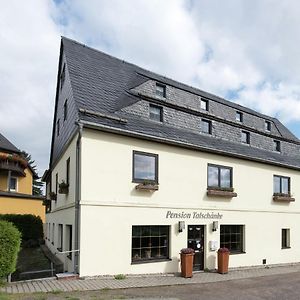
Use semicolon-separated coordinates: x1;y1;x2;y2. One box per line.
59;185;69;194
273;195;295;202
180;253;194;278
207;188;237;198
217;249;230;274
135;183;159;191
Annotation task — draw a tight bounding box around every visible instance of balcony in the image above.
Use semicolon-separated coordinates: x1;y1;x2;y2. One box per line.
0;152;27;176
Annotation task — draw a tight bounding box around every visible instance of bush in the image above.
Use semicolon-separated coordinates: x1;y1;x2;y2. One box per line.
0;220;21;278
0;214;43;242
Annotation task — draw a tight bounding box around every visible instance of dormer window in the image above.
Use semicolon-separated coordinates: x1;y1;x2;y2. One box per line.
64;100;68;121
200;99;208;111
241;131;250;144
274;140;281;152
60;64;65;89
201;119;212;134
149;104;163;122
265;120;271;132
57;119;60;137
236;111;243;122
156;83;166;98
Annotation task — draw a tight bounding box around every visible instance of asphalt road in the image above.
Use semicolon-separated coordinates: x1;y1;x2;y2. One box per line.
104;271;300;300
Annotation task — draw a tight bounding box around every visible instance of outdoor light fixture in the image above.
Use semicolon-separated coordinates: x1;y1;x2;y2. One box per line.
178;221;185;233
212;221;218;232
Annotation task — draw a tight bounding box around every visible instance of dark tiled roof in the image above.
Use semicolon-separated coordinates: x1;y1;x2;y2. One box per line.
62;37;300;170
0;133;20;153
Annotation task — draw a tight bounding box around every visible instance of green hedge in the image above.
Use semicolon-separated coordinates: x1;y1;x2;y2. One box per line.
0;214;43;241
0;220;21;278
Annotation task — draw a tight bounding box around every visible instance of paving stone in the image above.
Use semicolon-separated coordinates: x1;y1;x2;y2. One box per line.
2;264;300;294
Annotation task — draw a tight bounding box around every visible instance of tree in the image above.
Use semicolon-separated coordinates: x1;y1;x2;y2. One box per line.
21;151;44;196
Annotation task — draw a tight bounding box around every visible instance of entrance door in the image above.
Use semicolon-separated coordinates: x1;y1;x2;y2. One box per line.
188;225;204;271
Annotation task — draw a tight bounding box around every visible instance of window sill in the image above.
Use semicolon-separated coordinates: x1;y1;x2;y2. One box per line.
207;188;237;198
273;195;295;202
131;258;171;265
135;183;159;191
281;247;291;250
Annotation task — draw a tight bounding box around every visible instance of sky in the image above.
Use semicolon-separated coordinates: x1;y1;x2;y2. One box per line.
1;0;300;177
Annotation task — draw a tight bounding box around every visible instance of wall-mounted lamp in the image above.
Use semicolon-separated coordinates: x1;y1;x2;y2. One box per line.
178;221;185;233
212;221;219;232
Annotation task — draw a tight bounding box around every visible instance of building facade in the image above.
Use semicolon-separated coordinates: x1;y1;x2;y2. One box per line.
0;133;45;222
44;37;300;276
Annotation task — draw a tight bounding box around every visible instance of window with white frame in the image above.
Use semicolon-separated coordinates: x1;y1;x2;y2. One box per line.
9;177;17;192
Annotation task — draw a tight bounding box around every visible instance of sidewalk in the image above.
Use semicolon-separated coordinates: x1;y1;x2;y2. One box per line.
2;264;300;294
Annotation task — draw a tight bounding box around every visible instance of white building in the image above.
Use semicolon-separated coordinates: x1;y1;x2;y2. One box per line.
43;37;300;277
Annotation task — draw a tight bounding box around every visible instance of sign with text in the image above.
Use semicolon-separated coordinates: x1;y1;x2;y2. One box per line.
166;210;223;220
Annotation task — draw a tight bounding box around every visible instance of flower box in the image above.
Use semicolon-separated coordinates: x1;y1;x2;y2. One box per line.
49;192;57;201
273;193;295;202
135;183;159;191
58;181;69;194
207;187;237;198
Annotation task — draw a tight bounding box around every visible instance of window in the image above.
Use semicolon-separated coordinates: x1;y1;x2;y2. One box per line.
133;151;158;183
55;173;58;195
66;158;70;185
64;100;68;121
281;229;290;249
201;119;212;134
156;83;166;98
220;225;244;253
200;99;208;111
57;119;60;137
60;64;65;89
149;104;163;122
52;223;55;245
208;164;232;189
274;175;290;195
236;111;243;122
132;225;169;262
265;120;271;132
241;131;250;144
48;223;50;241
9;177;17;192
274;140;281;152
66;225;72;259
57;224;63;252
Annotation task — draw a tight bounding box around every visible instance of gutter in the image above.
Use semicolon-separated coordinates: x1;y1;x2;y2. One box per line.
74;122;83;274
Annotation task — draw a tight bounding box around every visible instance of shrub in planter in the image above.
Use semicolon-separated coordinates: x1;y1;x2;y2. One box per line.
0;220;21;279
0;214;43;243
180;248;195;278
217;247;230;274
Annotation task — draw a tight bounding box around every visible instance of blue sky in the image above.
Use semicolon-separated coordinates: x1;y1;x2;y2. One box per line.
1;0;300;176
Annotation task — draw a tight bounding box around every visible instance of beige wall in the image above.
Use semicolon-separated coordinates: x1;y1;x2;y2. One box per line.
81;129;300;212
47;129;300;276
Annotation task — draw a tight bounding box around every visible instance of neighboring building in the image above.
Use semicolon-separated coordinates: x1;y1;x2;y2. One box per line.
0;133;45;222
44;37;300;277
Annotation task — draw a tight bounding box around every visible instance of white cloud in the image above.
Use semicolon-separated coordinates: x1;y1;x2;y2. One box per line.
0;0;60;175
2;0;300;179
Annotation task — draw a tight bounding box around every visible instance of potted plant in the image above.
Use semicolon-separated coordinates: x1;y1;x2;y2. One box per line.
217;247;230;274
135;180;159;191
49;192;57;200
180;248;194;278
58;180;69;194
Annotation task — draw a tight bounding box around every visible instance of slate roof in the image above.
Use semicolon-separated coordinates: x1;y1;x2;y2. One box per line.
0;133;20;153
61;37;300;170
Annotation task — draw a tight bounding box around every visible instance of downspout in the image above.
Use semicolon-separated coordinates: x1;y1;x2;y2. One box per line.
74;122;83;274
